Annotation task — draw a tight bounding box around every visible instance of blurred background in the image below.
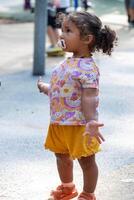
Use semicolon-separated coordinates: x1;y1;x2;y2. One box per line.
0;0;127;23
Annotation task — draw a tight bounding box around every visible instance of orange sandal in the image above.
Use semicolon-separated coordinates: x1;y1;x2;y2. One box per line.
49;184;78;200
77;192;96;200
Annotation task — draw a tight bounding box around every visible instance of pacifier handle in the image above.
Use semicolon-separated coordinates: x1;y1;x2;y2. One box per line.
57;39;66;49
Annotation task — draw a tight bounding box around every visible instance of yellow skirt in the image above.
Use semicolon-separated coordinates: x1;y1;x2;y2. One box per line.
44;124;101;159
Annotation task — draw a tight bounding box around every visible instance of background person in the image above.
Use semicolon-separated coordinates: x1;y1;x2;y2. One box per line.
24;0;31;10
128;0;134;25
125;0;130;22
47;0;70;55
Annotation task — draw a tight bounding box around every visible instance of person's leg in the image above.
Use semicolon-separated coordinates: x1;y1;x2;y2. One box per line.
125;0;130;22
47;11;60;47
24;0;31;10
47;26;64;56
125;0;130;11
129;8;134;21
129;0;134;22
55;153;73;183
47;26;58;47
82;0;88;11
78;154;98;193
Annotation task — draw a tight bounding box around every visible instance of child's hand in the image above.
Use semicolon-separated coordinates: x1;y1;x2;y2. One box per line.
83;120;105;144
37;76;50;95
37;76;44;93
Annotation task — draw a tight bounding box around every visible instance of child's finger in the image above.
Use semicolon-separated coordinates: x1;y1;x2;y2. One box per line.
98;132;105;142
83;131;92;145
93;136;101;144
98;123;104;127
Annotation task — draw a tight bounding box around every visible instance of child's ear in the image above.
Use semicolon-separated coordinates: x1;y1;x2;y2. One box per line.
84;35;94;45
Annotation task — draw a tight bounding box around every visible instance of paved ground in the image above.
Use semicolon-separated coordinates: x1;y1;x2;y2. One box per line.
0;2;134;200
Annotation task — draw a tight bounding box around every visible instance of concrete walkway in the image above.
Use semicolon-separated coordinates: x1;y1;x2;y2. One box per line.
0;4;134;200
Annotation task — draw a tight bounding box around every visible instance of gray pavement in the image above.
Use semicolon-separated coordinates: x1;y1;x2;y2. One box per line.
0;4;134;200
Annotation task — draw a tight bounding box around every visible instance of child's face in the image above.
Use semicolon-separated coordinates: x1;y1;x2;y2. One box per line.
60;19;85;54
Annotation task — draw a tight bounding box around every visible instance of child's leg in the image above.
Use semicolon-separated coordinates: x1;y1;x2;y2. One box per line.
50;153;78;199
78;154;98;193
55;153;73;183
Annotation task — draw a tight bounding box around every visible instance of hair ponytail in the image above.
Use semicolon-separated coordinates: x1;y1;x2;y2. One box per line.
96;25;117;55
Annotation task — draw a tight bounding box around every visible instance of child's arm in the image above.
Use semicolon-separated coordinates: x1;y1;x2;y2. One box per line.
37;77;50;95
82;88;105;144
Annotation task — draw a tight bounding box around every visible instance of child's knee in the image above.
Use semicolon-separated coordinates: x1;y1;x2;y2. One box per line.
78;154;96;169
55;153;73;167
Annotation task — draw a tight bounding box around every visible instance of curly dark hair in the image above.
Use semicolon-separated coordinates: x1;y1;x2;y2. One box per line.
56;11;117;56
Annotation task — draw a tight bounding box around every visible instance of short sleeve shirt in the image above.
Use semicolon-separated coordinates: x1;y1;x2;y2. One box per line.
49;57;100;125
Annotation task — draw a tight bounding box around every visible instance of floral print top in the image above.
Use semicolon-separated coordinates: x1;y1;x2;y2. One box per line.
49;57;100;125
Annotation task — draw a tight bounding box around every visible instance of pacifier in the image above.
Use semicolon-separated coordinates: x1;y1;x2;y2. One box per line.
57;39;66;49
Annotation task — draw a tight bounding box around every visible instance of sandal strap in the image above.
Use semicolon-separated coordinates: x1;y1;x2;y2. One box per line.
50;184;78;199
78;192;96;200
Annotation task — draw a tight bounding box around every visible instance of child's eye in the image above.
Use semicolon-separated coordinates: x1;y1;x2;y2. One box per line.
66;28;71;32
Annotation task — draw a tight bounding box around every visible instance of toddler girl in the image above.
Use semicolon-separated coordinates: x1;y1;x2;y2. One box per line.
37;11;117;200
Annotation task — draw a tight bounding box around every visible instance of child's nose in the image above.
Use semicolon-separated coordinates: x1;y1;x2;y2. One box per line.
59;31;64;39
59;35;63;40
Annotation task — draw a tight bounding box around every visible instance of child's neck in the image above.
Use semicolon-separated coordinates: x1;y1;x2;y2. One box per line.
72;54;92;58
73;51;92;58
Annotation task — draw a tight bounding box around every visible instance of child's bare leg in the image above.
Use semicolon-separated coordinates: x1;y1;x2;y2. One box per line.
55;153;73;183
78;154;98;193
50;154;78;199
